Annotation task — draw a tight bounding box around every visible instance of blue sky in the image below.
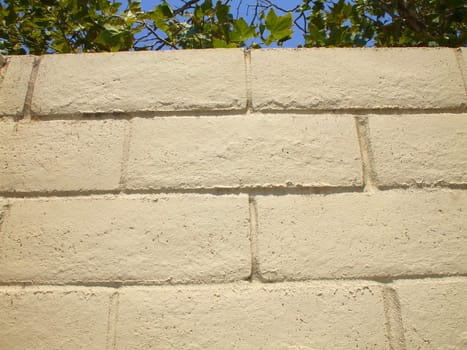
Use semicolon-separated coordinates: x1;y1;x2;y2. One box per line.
132;0;311;48
130;0;384;48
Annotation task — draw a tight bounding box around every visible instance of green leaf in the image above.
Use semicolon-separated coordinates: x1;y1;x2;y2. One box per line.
265;8;293;41
265;8;278;28
201;0;213;13
95;23;132;51
151;4;172;31
212;37;227;47
215;1;229;22
194;4;204;19
159;1;173;17
213;37;236;48
231;17;255;42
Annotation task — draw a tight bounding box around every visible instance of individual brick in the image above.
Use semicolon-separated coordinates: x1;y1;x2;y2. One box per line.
31;50;246;116
0;287;112;350
395;277;467;349
251;48;465;111
0;56;35;117
0;194;250;284
127;114;362;189
116;281;388;350
0;120;125;192
369;114;467;187
255;190;467;281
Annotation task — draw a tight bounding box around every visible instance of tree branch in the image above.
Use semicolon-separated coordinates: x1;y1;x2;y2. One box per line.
173;0;202;15
140;21;178;49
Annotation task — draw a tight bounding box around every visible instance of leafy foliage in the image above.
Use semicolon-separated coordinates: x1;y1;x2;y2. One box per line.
0;0;465;55
0;0;139;54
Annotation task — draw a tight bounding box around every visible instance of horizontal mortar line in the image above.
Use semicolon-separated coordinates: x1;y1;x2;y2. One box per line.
29;108;249;120
0;189;122;198
0;186;363;199
255;273;467;285
378;183;467;191
1;274;466;289
6;106;465;122
251;107;467;116
0;279;252;289
1;183;466;200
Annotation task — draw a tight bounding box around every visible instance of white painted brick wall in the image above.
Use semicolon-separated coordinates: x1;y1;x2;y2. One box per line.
369;114;467;187
0;120;126;192
251;48;465;111
116;282;388;350
126;115;362;189
395;277;467;349
0;287;113;350
32;50;247;116
0;48;466;349
0;195;251;284
0;56;35;117
255;190;467;281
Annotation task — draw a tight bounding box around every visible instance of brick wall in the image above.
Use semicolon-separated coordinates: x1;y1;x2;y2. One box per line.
0;48;466;349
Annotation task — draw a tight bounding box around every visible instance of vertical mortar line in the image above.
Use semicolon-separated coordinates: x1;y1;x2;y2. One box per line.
0;56;9;85
118;120;132;191
106;290;120;350
354;116;378;192
21;56;42;122
243;48;253;113
0;203;11;261
248;195;261;282
0;203;8;230
382;286;407;350
454;48;467;94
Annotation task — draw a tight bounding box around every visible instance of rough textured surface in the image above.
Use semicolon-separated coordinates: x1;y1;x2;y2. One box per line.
32;50;246;116
0;287;111;350
0;195;250;283
256;190;467;280
369;114;467;187
116;282;388;350
127;114;362;189
0;48;466;349
0;120;125;192
0;56;34;117
395;278;467;349
251;48;465;110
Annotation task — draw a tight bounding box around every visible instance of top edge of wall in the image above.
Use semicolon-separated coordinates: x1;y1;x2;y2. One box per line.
2;46;464;57
1;47;465;118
